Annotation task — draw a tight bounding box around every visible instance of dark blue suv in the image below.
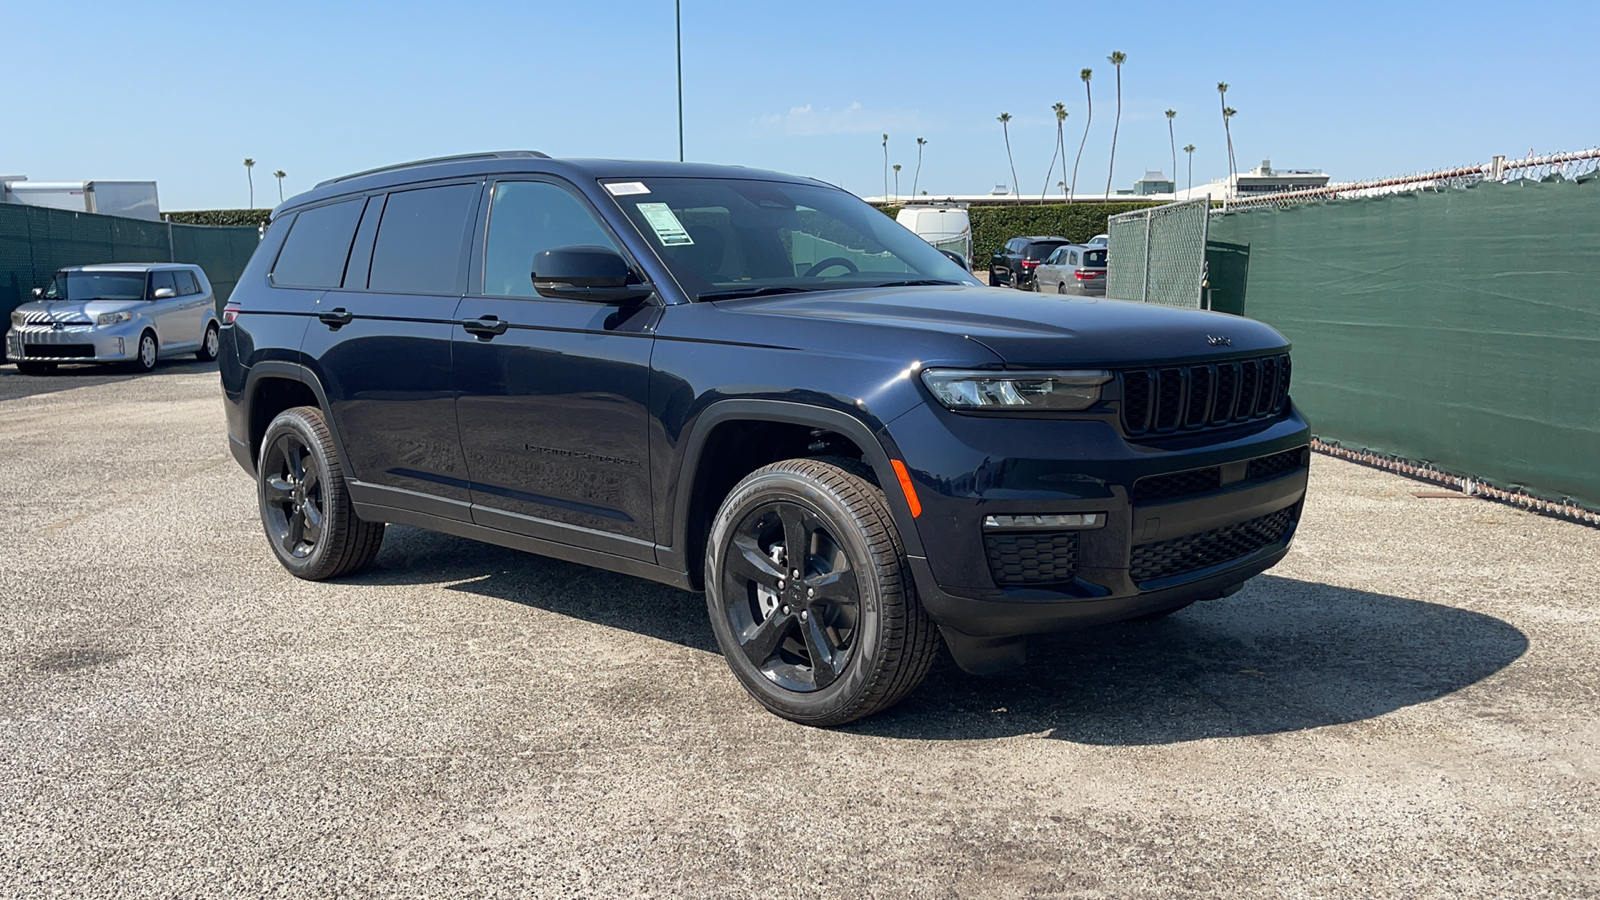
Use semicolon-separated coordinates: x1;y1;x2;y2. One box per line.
220;152;1309;725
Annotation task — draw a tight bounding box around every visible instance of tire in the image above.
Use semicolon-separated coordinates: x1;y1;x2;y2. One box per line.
16;361;56;376
131;330;158;373
257;405;385;580
1057;282;1067;295
196;322;220;362
705;457;940;726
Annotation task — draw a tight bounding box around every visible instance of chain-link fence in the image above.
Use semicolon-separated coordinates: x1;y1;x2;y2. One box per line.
0;203;259;317
1104;198;1209;308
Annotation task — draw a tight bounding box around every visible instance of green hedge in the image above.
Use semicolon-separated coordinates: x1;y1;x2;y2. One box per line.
879;202;1160;266
163;209;272;227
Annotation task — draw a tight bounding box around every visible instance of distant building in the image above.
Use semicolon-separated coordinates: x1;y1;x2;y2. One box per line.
1230;160;1329;196
1133;170;1175;196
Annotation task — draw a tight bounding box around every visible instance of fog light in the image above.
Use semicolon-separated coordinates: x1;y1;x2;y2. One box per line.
983;513;1105;530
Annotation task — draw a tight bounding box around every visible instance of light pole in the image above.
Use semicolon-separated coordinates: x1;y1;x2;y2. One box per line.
676;0;684;162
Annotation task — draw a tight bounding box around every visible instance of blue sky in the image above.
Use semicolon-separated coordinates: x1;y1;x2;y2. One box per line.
8;0;1595;209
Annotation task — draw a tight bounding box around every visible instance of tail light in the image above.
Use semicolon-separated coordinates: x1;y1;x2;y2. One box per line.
222;303;241;325
1020;259;1039;268
1074;270;1101;280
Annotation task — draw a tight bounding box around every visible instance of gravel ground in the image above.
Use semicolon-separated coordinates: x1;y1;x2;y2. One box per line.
1;363;1596;899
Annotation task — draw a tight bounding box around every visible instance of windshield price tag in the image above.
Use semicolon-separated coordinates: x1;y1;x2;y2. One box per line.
638;202;694;246
604;181;650;196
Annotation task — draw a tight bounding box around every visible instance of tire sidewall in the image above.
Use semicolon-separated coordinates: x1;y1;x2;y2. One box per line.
705;469;887;724
134;331;158;372
198;323;220;361
258;409;341;578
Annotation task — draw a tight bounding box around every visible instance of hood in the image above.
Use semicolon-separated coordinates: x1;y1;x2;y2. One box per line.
11;299;145;325
716;285;1288;367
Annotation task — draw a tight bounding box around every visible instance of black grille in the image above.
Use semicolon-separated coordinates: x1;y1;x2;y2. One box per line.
1131;468;1222;504
1130;507;1297;584
22;343;95;359
1119;354;1291;437
1247;447;1309;482
984;531;1080;586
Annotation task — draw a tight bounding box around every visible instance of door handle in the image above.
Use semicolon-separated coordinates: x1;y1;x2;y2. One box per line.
461;315;509;339
318;308;354;328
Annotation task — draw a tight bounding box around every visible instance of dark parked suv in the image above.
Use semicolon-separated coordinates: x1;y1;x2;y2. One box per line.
220;152;1310;726
989;236;1071;289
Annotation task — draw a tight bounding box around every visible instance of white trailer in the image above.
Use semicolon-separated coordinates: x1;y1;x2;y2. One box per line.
3;180;161;221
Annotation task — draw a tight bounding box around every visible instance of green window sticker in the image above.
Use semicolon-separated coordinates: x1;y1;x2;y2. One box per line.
638;202;694;246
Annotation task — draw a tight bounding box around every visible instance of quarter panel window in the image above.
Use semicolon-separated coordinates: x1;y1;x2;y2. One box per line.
483;181;619;297
368;184;477;295
272;199;364;288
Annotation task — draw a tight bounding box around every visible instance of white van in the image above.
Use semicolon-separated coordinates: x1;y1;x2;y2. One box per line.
895;204;972;270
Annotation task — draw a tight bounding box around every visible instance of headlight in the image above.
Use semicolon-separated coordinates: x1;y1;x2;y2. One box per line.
921;368;1111;412
9;311;24;328
96;311;134;326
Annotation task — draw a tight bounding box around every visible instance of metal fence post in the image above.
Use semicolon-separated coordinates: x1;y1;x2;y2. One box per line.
1141;210;1153;302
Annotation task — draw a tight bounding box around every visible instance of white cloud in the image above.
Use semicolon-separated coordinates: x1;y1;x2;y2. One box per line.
752;100;924;137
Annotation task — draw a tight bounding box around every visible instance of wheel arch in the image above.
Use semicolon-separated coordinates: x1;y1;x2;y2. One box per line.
667;399;925;590
242;362;351;472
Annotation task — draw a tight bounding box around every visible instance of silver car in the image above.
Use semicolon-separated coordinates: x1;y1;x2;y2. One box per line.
6;263;220;374
1031;244;1108;296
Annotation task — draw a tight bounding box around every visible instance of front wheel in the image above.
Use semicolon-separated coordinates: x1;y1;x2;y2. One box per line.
131;330;158;373
705;458;940;726
257;406;385;580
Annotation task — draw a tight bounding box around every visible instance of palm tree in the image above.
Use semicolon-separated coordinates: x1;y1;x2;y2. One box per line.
243;158;256;208
1104;51;1126;200
1041;102;1067;202
1224;107;1239;193
1217;83;1236;187
1070;68;1092;202
1183;144;1196;194
273;169;287;202
1165;110;1178;194
882;134;889;202
997;112;1019;204
893;164;902;202
912;137;927;197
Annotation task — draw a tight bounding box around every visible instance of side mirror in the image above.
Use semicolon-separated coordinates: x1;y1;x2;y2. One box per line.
31;287;43;298
532;246;652;303
939;249;969;271
153;287;177;300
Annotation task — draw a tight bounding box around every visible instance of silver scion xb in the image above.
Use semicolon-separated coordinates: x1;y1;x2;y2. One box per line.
5;263;221;374
1031;244;1108;296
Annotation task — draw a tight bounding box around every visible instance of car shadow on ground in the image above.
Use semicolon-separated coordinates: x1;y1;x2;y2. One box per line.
355;527;1527;745
0;359;216;402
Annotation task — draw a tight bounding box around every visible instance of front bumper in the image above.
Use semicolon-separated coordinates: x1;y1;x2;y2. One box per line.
883;399;1311;671
6;324;141;363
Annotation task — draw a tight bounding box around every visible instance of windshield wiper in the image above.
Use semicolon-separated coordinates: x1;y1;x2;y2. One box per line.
697;286;818;301
868;279;964;288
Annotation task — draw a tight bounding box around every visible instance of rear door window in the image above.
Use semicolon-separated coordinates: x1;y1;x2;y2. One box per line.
367;183;478;295
272;199;364;288
174;271;200;295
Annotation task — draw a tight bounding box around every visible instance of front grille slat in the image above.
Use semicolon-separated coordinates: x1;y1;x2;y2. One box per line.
1130;507;1297;584
1120;354;1289;438
984;531;1080;586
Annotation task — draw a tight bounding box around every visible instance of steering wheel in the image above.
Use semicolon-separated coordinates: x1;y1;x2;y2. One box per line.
803;257;859;277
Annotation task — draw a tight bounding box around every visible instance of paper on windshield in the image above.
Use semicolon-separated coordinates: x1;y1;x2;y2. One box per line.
637;202;694;246
605;182;650;196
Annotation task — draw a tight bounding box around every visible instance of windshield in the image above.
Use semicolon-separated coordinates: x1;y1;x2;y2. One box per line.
42;272;147;302
608;178;979;300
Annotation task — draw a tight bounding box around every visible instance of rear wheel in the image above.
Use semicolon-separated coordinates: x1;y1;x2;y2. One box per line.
16;361;56;376
1057;282;1067;295
257;406;385;580
196;322;220;362
705;458;940;726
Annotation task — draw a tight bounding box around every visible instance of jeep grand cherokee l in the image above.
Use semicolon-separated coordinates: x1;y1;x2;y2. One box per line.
220;152;1310;726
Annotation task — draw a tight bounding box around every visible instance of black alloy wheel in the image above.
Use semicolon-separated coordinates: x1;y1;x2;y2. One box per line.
706;458;940;726
257;406;384;580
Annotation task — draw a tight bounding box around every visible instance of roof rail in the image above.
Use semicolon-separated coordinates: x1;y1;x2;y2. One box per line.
313;151;551;189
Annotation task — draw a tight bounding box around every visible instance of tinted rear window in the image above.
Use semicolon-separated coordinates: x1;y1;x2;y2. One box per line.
1083;249;1106;267
367;184;477;295
272;199;364;288
1025;242;1067;260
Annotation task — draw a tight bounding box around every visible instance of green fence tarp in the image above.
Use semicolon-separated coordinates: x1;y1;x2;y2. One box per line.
0;204;259;316
1206;177;1600;509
